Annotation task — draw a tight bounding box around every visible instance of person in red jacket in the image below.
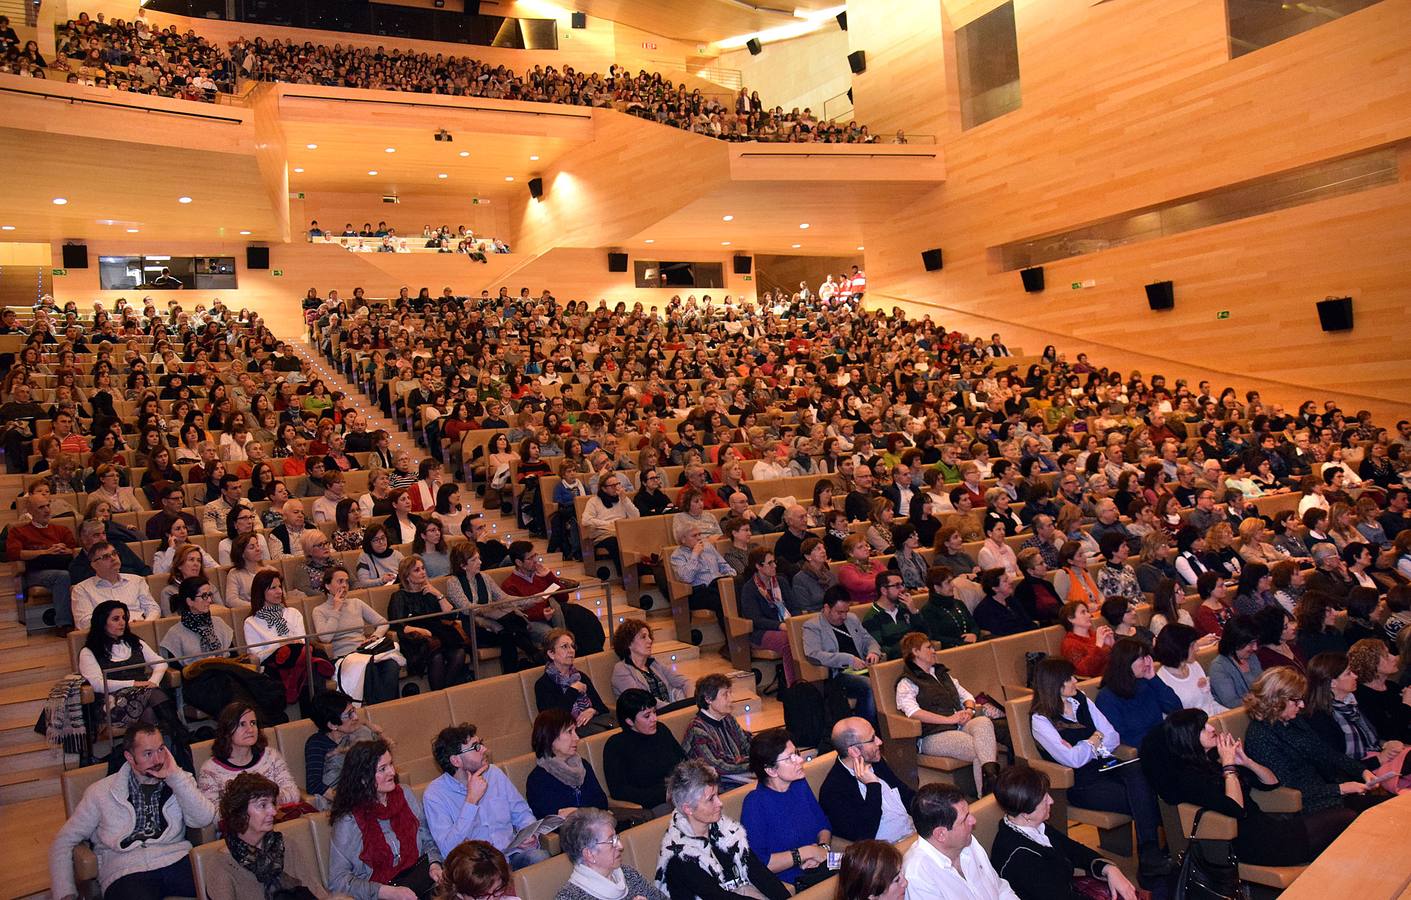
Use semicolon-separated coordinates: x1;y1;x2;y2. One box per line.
6;493;79;630
1059;600;1114;677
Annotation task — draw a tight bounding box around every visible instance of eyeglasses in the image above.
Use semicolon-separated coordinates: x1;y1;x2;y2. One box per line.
590;835;623;848
194;590;215;600
773;750;803;766
460;741;485;754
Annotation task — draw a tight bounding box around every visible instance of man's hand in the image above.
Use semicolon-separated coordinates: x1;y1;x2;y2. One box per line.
854;759;880;785
465;768;489;805
150;746;179;780
516;834;540;851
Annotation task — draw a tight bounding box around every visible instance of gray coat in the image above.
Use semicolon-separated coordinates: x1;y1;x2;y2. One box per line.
328;785;442;900
801;611;879;672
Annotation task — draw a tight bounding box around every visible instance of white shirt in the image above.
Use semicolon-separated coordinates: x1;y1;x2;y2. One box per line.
1157;661;1229;716
72;574;160;631
78;641;167;696
1029;695;1120;767
846;762;914;843
243;606;307;663
896;668;975;718
903;835;1020;900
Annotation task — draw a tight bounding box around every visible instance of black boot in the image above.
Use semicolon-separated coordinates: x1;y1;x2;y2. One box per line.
1138;844;1176;882
980;762;1001;796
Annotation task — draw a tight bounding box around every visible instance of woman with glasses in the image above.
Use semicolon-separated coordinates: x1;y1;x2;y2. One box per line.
436;840;519;900
739;728;834;891
160;575;284;722
217;504;269;567
554;808;666;900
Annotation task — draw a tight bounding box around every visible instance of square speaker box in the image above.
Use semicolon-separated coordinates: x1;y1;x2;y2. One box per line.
921;248;943;272
571;11;586;28
61;244;89;269
1020;267;1044;293
1145;280;1174;310
607;252;628;273
746;38;762;55
527;177;543;199
1316;296;1353;332
848;50;867;74
246;246;270;270
732;256;752;275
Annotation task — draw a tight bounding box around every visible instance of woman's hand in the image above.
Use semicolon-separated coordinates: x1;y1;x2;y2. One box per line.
1340;780;1370;795
1215;731;1239;767
797;844;828;869
950;709;975;726
962;633;978;643
1095;625;1114;647
133;680;157;690
1104;864;1139;900
575;707;596;728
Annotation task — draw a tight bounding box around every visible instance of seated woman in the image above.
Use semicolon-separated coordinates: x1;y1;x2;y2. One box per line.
1147;577;1195;638
1013;548;1063;625
205;772;331;900
438;840;520;900
244;569;330;713
990;764;1139;900
217;505;271;567
932;526;979;576
554;808;667;900
223;532;268;608
865;497;895;554
657;760;788;900
1303;651;1410;790
525;708;612;820
329;738;443;899
388;554;468;691
304;691;381;802
836;840;908;900
1348;638;1411;743
412;518;452;579
152;516;215;575
197;701;301;807
1242;667;1391;818
1232;563;1277;618
683;673;754;788
737;549;800;690
355;523;405;588
332;497;366;552
1154;623;1228;715
977;513;1020;576
609;617;691;710
603;689;686;817
1142;708;1352;867
1193;571;1236;639
739;728;833;891
1208;614;1264;709
1028;658;1171;880
838;534;886;604
1095;638;1182;749
160;542;226;612
444;542;543;674
790;537;837;614
536;628;614;735
1052;540;1102;610
918;565;982;647
1294;590;1347;660
895;632;1002;794
889;522;929;591
1253;605;1307;673
313;565;401;706
1059;601;1114;677
973;568;1037;636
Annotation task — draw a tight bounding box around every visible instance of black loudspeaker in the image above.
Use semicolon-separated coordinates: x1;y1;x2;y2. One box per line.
1020;267;1045;293
607;252;628;273
246;246;270;270
527;177;543;199
571;11;586;28
1145;280;1174;311
836;11;848;29
921;248;943;272
847;88;853;104
732;255;752;275
462;0;480;14
848;50;867;74
746;38;762;55
61;244;88;269
1316;296;1354;332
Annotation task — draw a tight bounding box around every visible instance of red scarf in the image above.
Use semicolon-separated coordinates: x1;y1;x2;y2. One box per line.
352;786;421;884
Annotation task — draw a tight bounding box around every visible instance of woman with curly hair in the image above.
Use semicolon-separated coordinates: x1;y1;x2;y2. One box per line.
205;772;331;900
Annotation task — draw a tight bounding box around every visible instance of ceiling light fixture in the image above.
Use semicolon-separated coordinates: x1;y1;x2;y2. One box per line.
178;196;193;204
293;167;304;173
459;150;470;157
52;198;68;205
1;225;15;231
722;215;734;222
504;176;515;181
721;241;731;246
385;147;396;153
530;155;540;161
437;173;448;179
239;230;252;235
857;245;865;250
306;143;318;149
644;239;655;244
368;170;379;175
799;223;810;229
791;243;802;248
127;227;139;233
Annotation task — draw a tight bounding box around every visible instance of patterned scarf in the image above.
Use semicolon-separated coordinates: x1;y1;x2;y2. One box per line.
655;811;755;897
122;770;171;848
255;604;290;637
227;829;296;899
181;610;222;653
547;663;593;718
351;786;422;884
1332;696;1380;759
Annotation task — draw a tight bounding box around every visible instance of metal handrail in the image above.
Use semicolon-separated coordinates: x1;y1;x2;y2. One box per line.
94;577;619;740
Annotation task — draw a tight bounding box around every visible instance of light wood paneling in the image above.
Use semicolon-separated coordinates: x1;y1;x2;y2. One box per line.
483;246;758;304
717;28;853;116
845;0;950;139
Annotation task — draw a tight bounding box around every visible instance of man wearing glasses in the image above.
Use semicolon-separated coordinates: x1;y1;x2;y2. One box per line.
72;541;160;631
819;716;916;843
862;573;918;660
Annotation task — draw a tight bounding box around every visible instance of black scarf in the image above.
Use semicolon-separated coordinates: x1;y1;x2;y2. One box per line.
227;830;299;899
180;610;222;653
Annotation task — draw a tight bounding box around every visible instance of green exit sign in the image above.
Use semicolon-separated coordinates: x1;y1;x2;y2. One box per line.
52;268;67;276
272;269;284;277
743;275;752;281
1071;282;1082;290
1216;310;1230;319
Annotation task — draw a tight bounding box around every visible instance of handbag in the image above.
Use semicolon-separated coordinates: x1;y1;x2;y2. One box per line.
389;855;437;900
1174;809;1248;900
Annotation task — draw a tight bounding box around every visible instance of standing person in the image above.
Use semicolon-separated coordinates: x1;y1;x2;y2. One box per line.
901;782;1019;900
328;738;443;899
49;725;216;900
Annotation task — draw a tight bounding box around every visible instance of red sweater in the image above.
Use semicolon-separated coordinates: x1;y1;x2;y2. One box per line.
1061;631;1111;677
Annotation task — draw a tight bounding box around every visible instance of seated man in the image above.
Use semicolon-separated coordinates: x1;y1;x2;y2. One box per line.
49;724;217;900
683;673;754;787
819;716;916;842
422;723;550;871
801;587;881;724
69;518;148;584
71;540;159;632
902;782;1019;900
668;522;734;649
6;493;78;630
143;484;201;540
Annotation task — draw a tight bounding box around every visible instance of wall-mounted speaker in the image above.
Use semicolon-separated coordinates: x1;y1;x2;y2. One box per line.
1020;267;1045;293
732;256;752;275
1145;280;1174;311
847;88;853;104
570;11;586;28
61;244;88;269
921;248;943;272
1316;296;1354;332
746;38;762;55
462;1;480;15
607;252;628;273
246;246;270;270
836;11;848;30
848;50;867;74
527;177;544;200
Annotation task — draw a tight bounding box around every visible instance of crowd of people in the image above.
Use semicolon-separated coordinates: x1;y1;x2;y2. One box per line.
12;275;1411;900
36;11;880;143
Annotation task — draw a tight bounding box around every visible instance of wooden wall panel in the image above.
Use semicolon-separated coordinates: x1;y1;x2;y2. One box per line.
488;247;757;306
717;29;854;118
854;0;1411;408
844;0;950;140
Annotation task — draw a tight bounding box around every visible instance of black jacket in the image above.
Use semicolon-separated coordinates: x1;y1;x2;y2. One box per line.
534;667;609;718
817;757;916;842
990;819;1114;900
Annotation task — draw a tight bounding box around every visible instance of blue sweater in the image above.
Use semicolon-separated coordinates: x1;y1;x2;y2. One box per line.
524;759;610;819
1095;677;1183;748
739;778;831;885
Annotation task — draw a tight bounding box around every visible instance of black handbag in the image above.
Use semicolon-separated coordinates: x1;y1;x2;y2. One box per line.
389;855;437;900
1174;809;1248;900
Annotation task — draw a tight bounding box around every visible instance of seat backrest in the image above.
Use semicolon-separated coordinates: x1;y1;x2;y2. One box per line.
274;717;320;795
942;640;1004;702
62;762;110;816
970;793;1004;851
803;751;836;796
580;649;619;704
1212;706;1251;740
446;672;537;759
365;692;454;765
786;613;829;683
621;810;671;876
871;658;913;742
1004;692;1040;762
306;811;334;883
512;849;574;900
499;751;541;799
988;627;1060;693
661;706;697;744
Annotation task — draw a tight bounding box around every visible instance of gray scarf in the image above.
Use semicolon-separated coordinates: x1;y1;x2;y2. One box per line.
536;753;585;789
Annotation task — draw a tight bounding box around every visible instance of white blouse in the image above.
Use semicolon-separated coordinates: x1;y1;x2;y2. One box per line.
78;641;168;695
243;606;307;663
1157;661;1228;716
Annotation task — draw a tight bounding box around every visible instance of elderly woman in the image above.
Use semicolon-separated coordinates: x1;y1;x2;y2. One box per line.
555;808;666;900
895;631;1002;793
838;534;886;604
1348;638;1411;742
609;617;690;709
536;628;614;735
300;527;338;593
739;728;833;890
657;760;789;900
672;488;722;541
205;772;331;900
1052;541;1102;609
790;537;836;614
329;738;443;899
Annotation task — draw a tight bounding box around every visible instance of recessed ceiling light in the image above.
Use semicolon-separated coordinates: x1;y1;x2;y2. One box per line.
1;225;15;231
722;215;734;222
52;198;68;205
721;241;731;246
530;155;540;161
799;223;810;229
293;167;304;173
437;173;448;179
306;143;318;150
791;243;802;248
459;151;470;157
385;147;396;153
178;196;193;204
367;170;378;176
239;230;252;235
644;239;655;244
857;245;865;250
504;176;514;181
126;228;139;233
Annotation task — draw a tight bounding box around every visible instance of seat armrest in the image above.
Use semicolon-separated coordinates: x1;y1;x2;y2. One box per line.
1251;787;1302;814
1177;804;1239;841
608;798;645;811
1028;759;1075;789
884;710;922;739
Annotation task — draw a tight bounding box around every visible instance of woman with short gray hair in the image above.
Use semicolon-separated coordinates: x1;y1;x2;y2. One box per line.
554;808;665;900
655;761;787;900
